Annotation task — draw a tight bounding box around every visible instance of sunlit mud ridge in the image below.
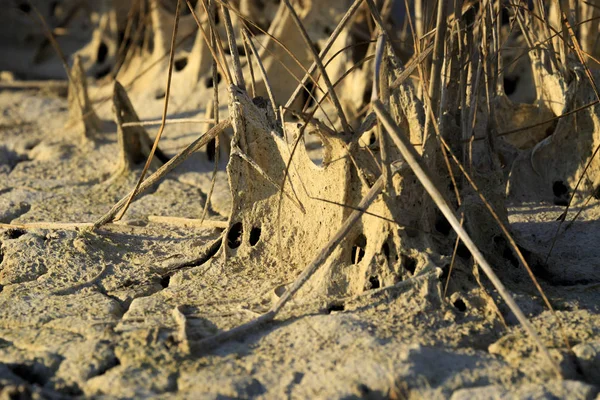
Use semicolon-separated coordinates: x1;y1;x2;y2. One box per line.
1;1;600;398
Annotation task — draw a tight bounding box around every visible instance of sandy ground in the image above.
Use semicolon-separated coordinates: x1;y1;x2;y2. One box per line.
1;87;600;399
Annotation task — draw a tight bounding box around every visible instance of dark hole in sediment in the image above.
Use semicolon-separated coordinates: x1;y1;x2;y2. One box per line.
311;41;321;54
351;234;367;264
224;45;246;57
94;66;111;79
368;275;380;290
351;34;369;65
160;275;170;288
49;1;59;17
180;0;197;14
205;72;222;88
326;303;345;314
300;80;316;109
501;6;511;25
9;363;49;386
206;138;216;162
553;180;570;206
503;247;519;267
453;298;467;312
494;235;519;267
358;384;371;396
228;222;243;249
440;263;450;282
553;180;569;197
96;41;108;64
17;3;31;13
369;133;377;145
382;241;390;259
401;254;417;274
593;185;600;200
7;229;25;240
362;85;372;108
457;242;471;259
174;57;188;71
154;89;166;100
435;214;452;236
249;226;261;246
504;75;519;96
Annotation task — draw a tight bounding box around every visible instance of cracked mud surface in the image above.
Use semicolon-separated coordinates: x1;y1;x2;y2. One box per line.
1;87;600;399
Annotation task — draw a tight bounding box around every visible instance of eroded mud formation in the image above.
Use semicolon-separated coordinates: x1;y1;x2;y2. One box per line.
1;0;600;398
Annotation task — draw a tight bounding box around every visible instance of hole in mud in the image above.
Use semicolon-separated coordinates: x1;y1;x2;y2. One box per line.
300;80;316;109
227;222;243;249
502;246;519;267
154;89;166;100
274;285;286;298
351;234;367;264
453;298;467;312
180;0;197;14
205;73;222;88
224;45;246;57
160;275;170;288
552;180;569;206
351;34;369;65
312;41;321;54
435;214;452;236
545;122;556;137
49;1;59;17
94;65;111;79
501;6;511;25
174;57;188;71
362;85;372;107
358;384;371;396
96;41;108;64
249;226;261;246
326;303;345;314
323;26;332;36
305;133;325;167
552;180;569;197
440;263;450;282
456;243;471;259
593;185;600;200
17;3;31;13
7;229;25;240
95;356;120;377
368;275;380;290
402;254;416;275
9;363;49;386
382;242;390;259
494;236;518;267
368;132;377;146
206;137;216;162
503;75;519;96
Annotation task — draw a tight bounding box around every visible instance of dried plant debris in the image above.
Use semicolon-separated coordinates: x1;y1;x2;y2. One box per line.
1;0;600;398
67;55;101;142
112;80;167;176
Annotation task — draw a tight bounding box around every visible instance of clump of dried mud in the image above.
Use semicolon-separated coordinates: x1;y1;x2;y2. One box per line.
1;1;600;399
